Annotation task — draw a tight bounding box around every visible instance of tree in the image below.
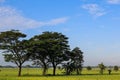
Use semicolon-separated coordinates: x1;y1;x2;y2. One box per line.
63;62;75;75
70;47;84;75
86;66;92;71
28;38;49;75
0;65;2;68
107;66;112;75
61;51;73;75
30;31;70;76
114;65;119;71
0;30;31;76
63;47;84;75
98;63;105;75
108;69;112;75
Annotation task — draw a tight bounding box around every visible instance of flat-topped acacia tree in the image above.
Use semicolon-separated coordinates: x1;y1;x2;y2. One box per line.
0;30;31;76
30;31;70;76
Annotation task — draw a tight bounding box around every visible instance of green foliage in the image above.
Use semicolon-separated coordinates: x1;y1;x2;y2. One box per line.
98;63;106;75
86;66;92;71
114;65;119;71
29;37;50;75
71;47;84;75
63;47;84;75
3;54;13;62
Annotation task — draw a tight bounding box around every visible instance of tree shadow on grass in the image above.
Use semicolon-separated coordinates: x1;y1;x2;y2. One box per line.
22;73;120;77
22;73;77;77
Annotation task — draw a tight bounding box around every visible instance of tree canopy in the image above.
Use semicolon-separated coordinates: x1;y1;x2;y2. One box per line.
0;30;31;76
30;31;70;75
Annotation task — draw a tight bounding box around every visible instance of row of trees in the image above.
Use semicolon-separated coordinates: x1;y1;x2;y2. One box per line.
98;63;119;75
0;30;84;76
86;65;119;71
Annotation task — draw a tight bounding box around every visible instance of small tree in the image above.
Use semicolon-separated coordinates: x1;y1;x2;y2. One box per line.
114;65;119;71
0;65;2;68
63;62;75;75
98;63;105;75
63;47;84;75
108;69;111;75
86;66;92;71
71;47;84;75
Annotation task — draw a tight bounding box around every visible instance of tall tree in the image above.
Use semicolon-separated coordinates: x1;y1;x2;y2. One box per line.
46;32;69;76
31;32;69;76
28;39;49;75
0;30;30;76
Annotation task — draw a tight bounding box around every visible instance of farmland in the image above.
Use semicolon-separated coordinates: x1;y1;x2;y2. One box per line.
0;68;120;80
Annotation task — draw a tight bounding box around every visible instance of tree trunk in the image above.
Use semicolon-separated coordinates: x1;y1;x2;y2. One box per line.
100;69;103;75
18;65;22;76
66;67;69;75
53;65;56;76
76;68;79;75
42;64;47;76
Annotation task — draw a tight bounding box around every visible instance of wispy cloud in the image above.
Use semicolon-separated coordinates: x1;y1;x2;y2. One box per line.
0;6;68;31
82;4;106;17
45;17;68;26
107;0;120;4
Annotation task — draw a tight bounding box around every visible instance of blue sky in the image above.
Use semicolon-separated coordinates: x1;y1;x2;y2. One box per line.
0;0;120;66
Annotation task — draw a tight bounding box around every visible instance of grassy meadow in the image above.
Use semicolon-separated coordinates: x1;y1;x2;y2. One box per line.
0;68;120;80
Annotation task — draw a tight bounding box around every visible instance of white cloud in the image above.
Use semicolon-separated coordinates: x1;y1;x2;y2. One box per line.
0;6;68;31
107;0;120;4
82;4;106;17
45;17;68;26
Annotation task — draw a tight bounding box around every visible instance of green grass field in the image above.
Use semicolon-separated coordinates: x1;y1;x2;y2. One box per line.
0;68;120;80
